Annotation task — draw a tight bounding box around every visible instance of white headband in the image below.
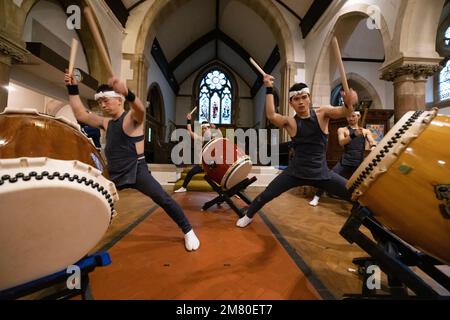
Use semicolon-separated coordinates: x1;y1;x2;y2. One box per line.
94;91;123;101
353;111;361;116
289;87;310;99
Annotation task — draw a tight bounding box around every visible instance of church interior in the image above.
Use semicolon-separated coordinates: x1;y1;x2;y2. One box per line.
0;0;449;301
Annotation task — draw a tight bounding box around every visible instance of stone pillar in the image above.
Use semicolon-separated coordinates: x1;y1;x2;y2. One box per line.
381;64;441;122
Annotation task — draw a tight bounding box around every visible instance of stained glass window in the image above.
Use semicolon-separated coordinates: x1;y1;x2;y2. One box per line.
198;69;232;125
439;59;450;101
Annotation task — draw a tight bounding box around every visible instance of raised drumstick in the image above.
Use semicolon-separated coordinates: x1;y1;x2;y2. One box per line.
68;38;78;76
249;57;267;77
83;6;114;78
189;106;198;115
331;37;349;94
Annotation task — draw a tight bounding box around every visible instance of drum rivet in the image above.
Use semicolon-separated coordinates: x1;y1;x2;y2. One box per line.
398;164;412;174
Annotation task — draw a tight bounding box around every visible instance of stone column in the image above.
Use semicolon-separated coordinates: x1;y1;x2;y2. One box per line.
381;64;441;122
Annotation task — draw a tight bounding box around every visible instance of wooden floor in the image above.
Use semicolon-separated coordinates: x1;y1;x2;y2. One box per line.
88;190;320;300
87;186;450;299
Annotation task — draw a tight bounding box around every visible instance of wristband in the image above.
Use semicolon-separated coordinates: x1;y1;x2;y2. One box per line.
187;119;191;125
67;85;79;95
266;87;274;95
125;89;136;102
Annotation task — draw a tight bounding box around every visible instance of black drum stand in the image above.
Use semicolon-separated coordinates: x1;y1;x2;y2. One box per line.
340;205;450;299
202;175;257;217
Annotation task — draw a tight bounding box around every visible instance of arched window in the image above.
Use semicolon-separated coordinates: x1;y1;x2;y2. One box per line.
198;69;232;125
439;59;450;101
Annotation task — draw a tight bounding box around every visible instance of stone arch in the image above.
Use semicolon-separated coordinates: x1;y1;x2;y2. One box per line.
145;82;168;162
331;72;383;109
310;5;390;106
391;0;444;64
17;0;113;82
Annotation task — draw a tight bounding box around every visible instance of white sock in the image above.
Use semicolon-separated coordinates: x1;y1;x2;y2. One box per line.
184;229;200;251
236;215;253;228
309;195;320;207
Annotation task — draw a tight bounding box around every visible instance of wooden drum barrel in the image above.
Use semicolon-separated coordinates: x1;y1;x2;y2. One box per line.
347;110;450;264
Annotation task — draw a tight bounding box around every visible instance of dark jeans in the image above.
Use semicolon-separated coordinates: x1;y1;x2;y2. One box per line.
315;162;358;197
182;165;204;188
246;171;351;218
119;159;192;234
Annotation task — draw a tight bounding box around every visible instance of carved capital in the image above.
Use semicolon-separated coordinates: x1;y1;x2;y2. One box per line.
0;33;27;63
381;64;442;81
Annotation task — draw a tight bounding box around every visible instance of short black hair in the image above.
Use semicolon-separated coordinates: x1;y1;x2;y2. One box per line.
96;84;113;93
289;83;308;92
201;121;209;125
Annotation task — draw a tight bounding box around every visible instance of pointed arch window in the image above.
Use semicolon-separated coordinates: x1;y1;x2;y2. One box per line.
445;26;450;46
198;69;232;125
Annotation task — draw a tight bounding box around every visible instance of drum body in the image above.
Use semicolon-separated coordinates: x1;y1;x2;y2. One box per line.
347;110;450;264
0;110;118;290
202;138;252;189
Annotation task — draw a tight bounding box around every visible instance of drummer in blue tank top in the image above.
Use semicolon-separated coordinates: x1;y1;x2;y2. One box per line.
64;72;200;251
236;74;359;228
309;110;377;207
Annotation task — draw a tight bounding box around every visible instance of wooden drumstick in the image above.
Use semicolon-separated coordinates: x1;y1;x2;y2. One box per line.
361;106;369;128
68;38;78;76
189;106;197;115
331;37;349;94
249;57;267;77
83;6;114;78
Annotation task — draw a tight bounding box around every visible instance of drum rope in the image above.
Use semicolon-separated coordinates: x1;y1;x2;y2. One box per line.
348;111;423;194
0;171;115;222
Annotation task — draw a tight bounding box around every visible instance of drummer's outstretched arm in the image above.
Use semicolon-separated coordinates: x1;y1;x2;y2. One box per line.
108;76;144;125
64;73;106;130
264;74;290;129
186;113;200;140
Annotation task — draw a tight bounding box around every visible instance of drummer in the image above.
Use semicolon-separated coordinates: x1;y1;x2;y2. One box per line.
64;72;200;251
236;74;358;228
174;113;218;193
309;110;377;206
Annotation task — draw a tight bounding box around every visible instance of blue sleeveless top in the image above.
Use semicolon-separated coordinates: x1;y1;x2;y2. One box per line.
104;111;144;186
340;126;365;167
285;108;330;180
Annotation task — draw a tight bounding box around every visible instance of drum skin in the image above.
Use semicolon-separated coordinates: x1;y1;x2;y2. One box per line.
0;112;107;178
348;111;450;264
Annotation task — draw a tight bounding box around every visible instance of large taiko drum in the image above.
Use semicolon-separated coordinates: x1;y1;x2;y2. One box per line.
347;109;450;265
202;138;252;190
0;109;118;290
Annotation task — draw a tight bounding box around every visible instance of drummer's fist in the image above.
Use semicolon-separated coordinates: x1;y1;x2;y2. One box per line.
64;71;77;85
263;74;275;88
186;113;192;120
341;89;358;108
108;77;128;96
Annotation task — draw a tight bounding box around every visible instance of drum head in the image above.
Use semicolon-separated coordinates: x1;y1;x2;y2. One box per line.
0;158;118;290
221;156;252;189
